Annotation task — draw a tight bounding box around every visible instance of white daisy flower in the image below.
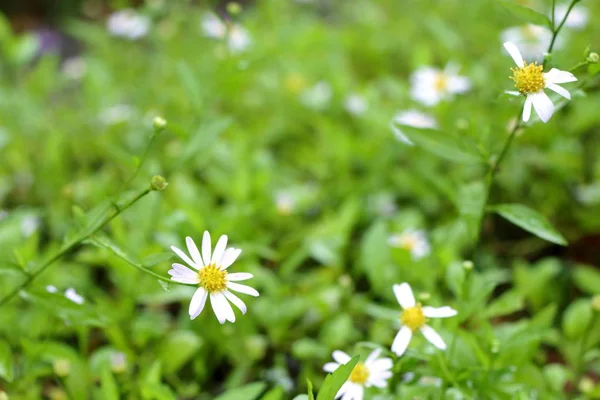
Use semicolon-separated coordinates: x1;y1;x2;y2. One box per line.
344;94;368;116
389;109;437;145
391;283;457;357
554;3;588;30
410;64;471;107
500;25;553;61
201;13;251;53
106;9;150;40
323;348;393;400
168;231;259;324
64;288;84;305
387;229;430;260
201;13;227;38
503;42;577;123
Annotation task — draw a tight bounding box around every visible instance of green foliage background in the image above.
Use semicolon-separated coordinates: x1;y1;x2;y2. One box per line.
0;0;600;398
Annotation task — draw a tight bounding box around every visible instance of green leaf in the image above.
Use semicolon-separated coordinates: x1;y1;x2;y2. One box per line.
458;181;487;242
100;367;119;400
317;356;359;400
562;299;592;339
400;127;485;164
214;382;266;400
260;387;285;400
307;379;315;400
0;340;14;382
483;289;524;318
496;1;551;27
490;204;567;245
572;266;600;295
158;330;202;374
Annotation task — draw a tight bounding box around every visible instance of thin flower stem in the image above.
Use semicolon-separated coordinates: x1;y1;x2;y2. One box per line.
0;187;152;307
551;0;556;29
545;0;580;67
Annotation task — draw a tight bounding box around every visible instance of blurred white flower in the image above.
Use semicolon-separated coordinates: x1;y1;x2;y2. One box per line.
410;64;471;107
323;348;393;400
388;229;430;260
111;352;127;373
504;42;576;123
300;81;332;110
107;9;150;40
275;191;295;215
61;57;87;80
390;109;437;145
554;4;588;30
391;283;457;357
64;288;85;304
201;13;251;53
168;231;259;324
368;193;397;217
100;104;135;125
21;215;40;237
46;285;58;293
344;94;368;116
500;24;553;61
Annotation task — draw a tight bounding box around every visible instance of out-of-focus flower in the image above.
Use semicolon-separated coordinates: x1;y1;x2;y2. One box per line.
389;110;437;145
52;359;71;377
111;352;127;373
504;42;576;123
284;73;307;95
344;94;368;116
107;9;150;40
64;288;84;304
275;191;295;215
410;64;471;106
168;232;259;324
46;285;58;293
391;283;457;357
21;215;40;237
554;4;588;30
368;193;397;217
388;229;430;260
61;57;87;80
300;81;332;110
323;348;393;400
500;24;553;61
201;13;251;53
99;105;135;125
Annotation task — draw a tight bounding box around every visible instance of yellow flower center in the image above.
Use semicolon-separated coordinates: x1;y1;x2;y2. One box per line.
401;304;427;332
434;73;448;91
399;236;417;251
198;264;227;292
511;62;545;94
348;362;370;384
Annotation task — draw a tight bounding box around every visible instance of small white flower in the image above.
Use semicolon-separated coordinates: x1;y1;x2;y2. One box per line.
21;215;39;237
390;109;437;145
300;81;332;110
201;13;251;53
64;288;84;304
391;283;457;357
387;229;430;260
227;25;251;53
410;64;471;107
504;42;577;123
554;4;588;30
275;191;295;215
500;25;553;61
107;9;150;40
344;94;368;116
46;285;58;293
61;57;86;80
323;348;393;400
100;104;135;125
111;352;127;373
168;231;259;324
201;13;227;38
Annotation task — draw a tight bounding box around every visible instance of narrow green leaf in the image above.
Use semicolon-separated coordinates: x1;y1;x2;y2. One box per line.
490;204;567;245
260;387;285;400
101;367;119;400
307;378;315;400
0;340;14;382
400;126;484;164
483;289;524;318
572;266;600;295
496;1;551;27
458;181;487;242
317;356;359;400
214;382;266;400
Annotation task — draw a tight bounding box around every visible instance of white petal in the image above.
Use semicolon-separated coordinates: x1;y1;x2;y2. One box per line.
170;276;200;284
422;306;458;318
365;348;382;364
201;231;212;266
369;358;393;372
211;235;228;264
530;91;555;123
504;90;521;97
323;362;340;373
448;76;471;94
522;95;533;122
332;350;351;364
170;245;197;269
391;326;412;356
169;263;198;280
227;282;259;297
220;248;242;270
503;42;524;68
210;291;235;323
223;290;247;314
189;288;208;319
546;83;570;100
544;68;577;84
335;382;351;399
390;123;414;146
186;237;203;267
420;325;447;350
393;283;415;309
227;272;253;281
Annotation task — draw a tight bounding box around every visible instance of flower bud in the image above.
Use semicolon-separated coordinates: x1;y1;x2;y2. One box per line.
462;260;474;271
53;358;71;377
587;52;599;64
227;2;242;15
150;175;168;191
153;116;167;132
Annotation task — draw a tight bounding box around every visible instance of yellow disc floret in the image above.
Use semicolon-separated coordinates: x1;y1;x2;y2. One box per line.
198;264;227;292
401;304;427;332
434;73;449;91
348;362;370;384
511;62;544;94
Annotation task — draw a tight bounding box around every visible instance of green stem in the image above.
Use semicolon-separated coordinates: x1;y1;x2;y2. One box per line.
0;187;152;307
545;0;580;67
551;0;556;30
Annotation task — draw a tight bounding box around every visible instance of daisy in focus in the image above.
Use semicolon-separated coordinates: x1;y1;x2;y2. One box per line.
323;349;393;400
391;283;457;357
500;25;553;61
106;9;150;40
389;109;437;145
503;42;577;123
387;229;430;260
410;64;471;107
168;231;259;324
201;13;251;53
